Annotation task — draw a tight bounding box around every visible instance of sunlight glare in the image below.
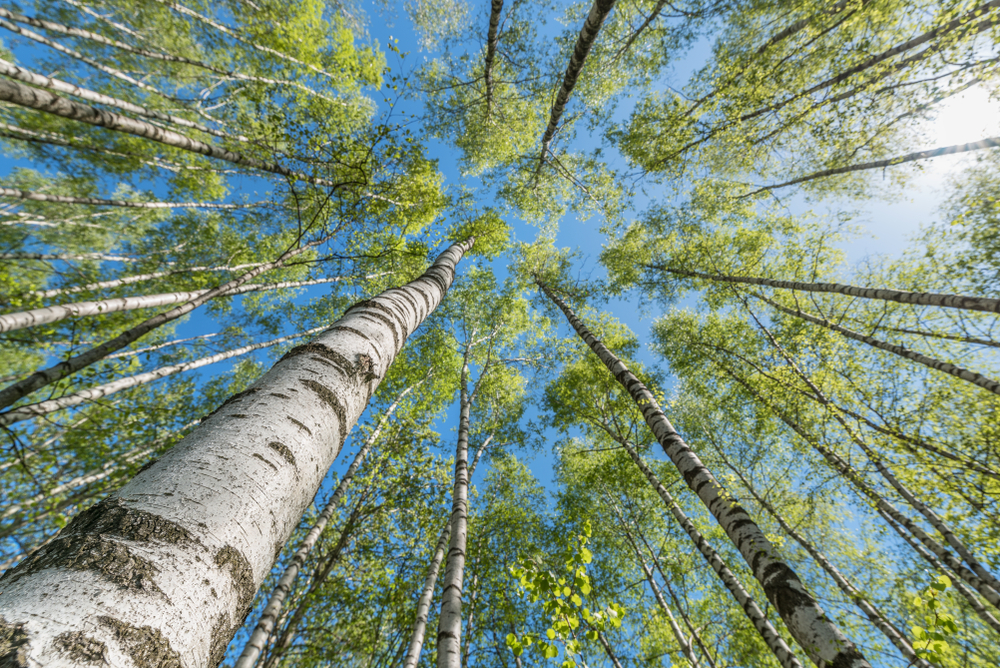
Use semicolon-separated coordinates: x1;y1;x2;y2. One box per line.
924;84;1000;147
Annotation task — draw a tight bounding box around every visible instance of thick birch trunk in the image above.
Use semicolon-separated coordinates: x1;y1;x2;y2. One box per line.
0;186;259;211
0;234;330;410
1;276;354;333
0;78;344;188
716;361;1000;610
536;0;617;166
403;439;490;668
234;375;428;668
0;327;325;427
758;294;1000;395
436;365;474;668
483;0;503;114
718;451;929;667
539;282;868;668
0;239;472;667
653;266;1000;315
598;431;800;668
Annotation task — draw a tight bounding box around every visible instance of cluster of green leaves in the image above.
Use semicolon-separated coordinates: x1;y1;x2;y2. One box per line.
506;521;624;668
911;576;959;665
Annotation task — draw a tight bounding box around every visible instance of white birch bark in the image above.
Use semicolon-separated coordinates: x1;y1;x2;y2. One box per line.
653;266;1000;315
0;186;260;211
436;363;474;668
0;78;345;188
597;431;800;668
403;438;491;668
717;361;1000;611
106;334;220;360
483;0;503;114
0;327;324;427
0;239;473;667
234;374;429;668
717;451;930;667
30;264;269;299
1;252;140;262
758;294;1000;396
605;497;700;668
1;275;357;333
539;281;868;668
535;0;617;176
0;234;330;410
0;58;238;140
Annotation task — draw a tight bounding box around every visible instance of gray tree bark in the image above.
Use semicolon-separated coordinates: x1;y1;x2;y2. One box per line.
539;281;869;668
0;239;473;667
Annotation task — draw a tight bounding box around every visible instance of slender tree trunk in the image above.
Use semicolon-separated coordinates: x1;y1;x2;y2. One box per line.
651;265;1000;315
0;233;331;410
877;508;1000;635
403;438;491;668
755;0;852;54
594;428;800;668
436;362;474;668
536;0;617;170
596;631;623;668
714;448;930;667
0;58;234;140
714;359;1000;610
29;263;271;299
757;294;1000;395
868;323;1000;349
0;327;326;427
538;281;868;668
0;239;473;666
234;375;429;668
655;563;718;668
605;497;700;667
744;137;1000;196
1;276;354;333
0;186;260;211
0;77;353;188
611;0;669;61
105;333;221;360
483;0;503;115
1;252;140;262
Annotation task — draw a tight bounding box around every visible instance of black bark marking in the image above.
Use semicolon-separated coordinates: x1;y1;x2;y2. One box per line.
213;545;255;624
328;324;373;342
136;457;158;475
228;414;248;418
268;393;290;399
287;417;311;435
0;617;29;668
206;387;259;419
355;309;400;349
268;441;295;466
97;616;181;668
54;631;106;663
761;562;814;614
252;453;277;471
828;649;868;668
301;378;348;445
283;342;357;376
0;498;195;598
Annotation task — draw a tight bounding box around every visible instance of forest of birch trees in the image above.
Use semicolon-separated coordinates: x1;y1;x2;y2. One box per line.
0;0;997;666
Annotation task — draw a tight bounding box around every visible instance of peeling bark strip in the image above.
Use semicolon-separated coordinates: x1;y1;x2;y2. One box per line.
538;282;869;668
757;295;1000;396
0;78;343;188
0;240;473;668
234;376;428;668
538;0;617;160
652;265;1000;315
